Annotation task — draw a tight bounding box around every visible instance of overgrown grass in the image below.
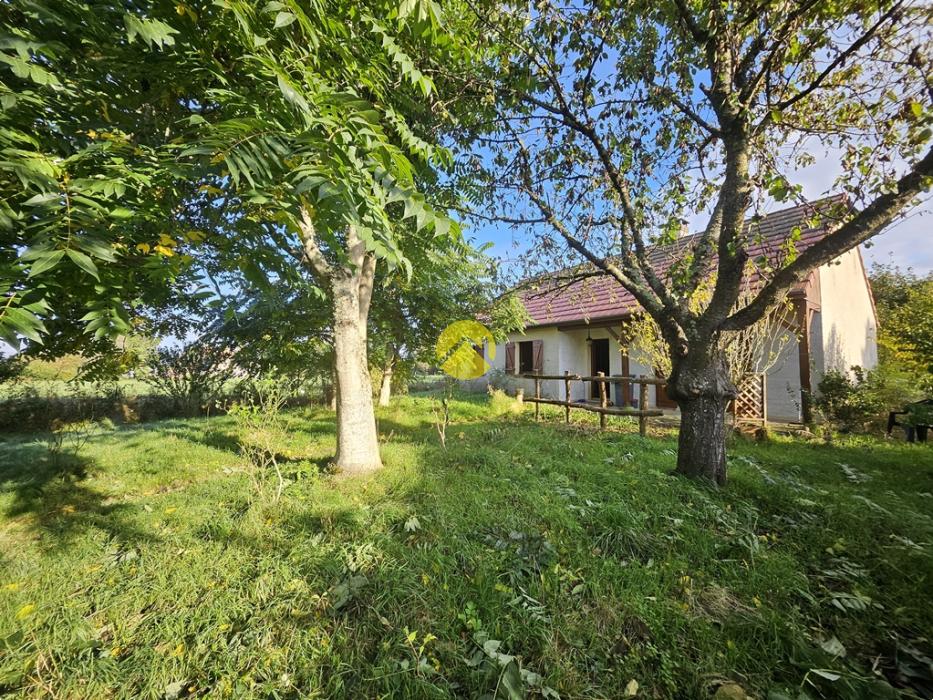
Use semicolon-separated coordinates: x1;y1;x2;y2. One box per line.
0;395;931;699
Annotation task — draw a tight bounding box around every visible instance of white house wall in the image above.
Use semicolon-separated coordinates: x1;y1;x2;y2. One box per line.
486;327;563;398
763;329;803;422
815;249;878;381
489;326;661;407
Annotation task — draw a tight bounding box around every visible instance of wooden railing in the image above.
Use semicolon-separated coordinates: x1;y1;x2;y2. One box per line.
518;371;666;436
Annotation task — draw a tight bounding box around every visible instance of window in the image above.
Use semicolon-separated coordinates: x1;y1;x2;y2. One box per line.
519;340;534;374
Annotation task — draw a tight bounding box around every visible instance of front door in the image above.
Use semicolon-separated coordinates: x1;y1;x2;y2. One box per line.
590;338;610;398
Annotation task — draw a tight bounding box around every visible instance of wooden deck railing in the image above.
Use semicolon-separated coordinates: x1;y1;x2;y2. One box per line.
518;372;665;436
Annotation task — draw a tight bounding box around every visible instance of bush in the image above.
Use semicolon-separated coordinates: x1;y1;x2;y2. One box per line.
0;354;24;384
22;355;84;381
487;386;522;416
485;368;519;395
46;418;113;468
814;367;884;432
142;340;230;416
228;377;298;501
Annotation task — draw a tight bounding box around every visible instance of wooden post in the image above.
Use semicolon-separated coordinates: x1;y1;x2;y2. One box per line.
563;370;571;424
534;376;541;421
638;380;649;437
761;372;768;425
597;371;607;430
516;387;524;408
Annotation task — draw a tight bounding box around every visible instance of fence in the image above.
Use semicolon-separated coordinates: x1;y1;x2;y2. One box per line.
518;372;665;436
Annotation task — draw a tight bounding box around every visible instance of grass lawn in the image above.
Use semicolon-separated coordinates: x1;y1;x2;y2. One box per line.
0;395;931;699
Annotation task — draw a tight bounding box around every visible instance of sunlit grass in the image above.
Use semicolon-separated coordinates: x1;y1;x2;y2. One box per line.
1;394;931;698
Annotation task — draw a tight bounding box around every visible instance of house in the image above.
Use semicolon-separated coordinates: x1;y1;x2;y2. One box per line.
481;196;879;423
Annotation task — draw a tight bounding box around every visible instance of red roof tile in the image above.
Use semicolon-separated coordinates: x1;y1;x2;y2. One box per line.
519;195;847;327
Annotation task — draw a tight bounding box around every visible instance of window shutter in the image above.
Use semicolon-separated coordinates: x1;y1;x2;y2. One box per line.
504;341;515;373
532;339;544;373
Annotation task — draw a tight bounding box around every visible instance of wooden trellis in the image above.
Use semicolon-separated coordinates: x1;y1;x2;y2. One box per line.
733;373;767;424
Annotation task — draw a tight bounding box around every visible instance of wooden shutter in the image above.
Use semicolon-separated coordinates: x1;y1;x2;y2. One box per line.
532;339;544;373
504;341;515;373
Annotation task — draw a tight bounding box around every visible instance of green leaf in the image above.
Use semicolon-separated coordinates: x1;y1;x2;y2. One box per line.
499;660;524;700
22;192;60;207
810;669;841;682
273;12;296;29
124;13;179;49
78;238;118;262
66;249;101;280
1;306;46;343
27;250;65;277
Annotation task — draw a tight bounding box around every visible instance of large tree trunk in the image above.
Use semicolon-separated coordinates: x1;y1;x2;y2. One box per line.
297;211;381;474
667;353;735;486
378;347;396;407
332;273;382;474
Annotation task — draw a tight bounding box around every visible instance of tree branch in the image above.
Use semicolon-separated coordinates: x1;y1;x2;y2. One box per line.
764;2;902;119
297;205;332;280
721;146;933;331
358;252;376;326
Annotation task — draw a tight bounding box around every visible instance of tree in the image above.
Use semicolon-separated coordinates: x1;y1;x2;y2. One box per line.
183;2;479;473
3;0;474;473
621;277;793;388
368;238;499;406
870;264;933;389
467;0;933;484
204;285;334;391
1;1;206;353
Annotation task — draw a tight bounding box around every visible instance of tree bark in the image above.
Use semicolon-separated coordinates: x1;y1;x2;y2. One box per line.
378;347;396;407
667;352;734;486
297;210;381;474
332;273;382;474
675;393;730;486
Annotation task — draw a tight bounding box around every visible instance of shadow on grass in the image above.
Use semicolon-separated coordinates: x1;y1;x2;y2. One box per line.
0;442;156;548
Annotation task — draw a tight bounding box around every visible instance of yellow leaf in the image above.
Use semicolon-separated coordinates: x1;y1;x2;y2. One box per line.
2;582;21;592
164;507;177;514
624;679;639;697
136;243;151;254
153;245;175;257
158;233;176;247
16;604;36;620
172;642;185;657
61;505;76;514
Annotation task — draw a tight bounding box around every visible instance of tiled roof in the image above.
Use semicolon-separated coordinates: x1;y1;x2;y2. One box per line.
519;195;848;327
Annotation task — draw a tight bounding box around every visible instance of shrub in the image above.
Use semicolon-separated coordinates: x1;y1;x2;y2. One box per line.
904;401;933;428
485;368;519;395
46;418;112;468
142;340;230;416
0;354;24;384
488;387;522;417
228;377;297;501
814;367;884;432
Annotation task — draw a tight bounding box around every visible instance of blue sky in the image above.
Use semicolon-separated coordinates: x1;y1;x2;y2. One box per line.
465;163;932;276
